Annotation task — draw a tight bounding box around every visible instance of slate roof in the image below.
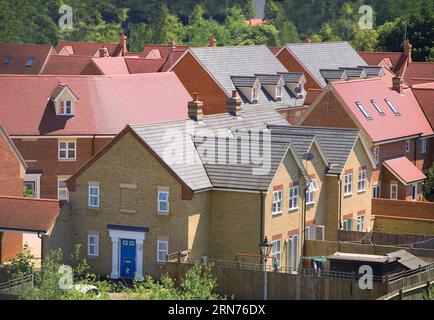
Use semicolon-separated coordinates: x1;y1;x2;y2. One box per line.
284;42;366;87
386;250;429;270
339;67;367;79
266;125;362;174
187;45;304;109
231;76;258;87
358;66;383;78
255;74;282;85
130;105;289;191
278;72;304;84
320;69;347;83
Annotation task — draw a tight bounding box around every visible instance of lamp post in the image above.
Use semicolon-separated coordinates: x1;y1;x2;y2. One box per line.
259;236;273;300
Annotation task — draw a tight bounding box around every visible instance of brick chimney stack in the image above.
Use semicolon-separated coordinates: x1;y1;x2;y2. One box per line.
304;37;312;43
188;93;204;121
99;47;109;57
392;76;404;94
168;40;176;68
403;40;412;63
208;35;217;47
120;33;128;56
227;90;242;117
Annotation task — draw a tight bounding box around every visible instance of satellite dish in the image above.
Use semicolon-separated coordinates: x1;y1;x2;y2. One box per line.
302;152;314;161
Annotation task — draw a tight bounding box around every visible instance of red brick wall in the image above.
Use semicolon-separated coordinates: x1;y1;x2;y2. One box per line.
276;49;322;90
0;132;23;196
372;198;434;220
172;52;229;115
13;137;111;199
0;233;23;263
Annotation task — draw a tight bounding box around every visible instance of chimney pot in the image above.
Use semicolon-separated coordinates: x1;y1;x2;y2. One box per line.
120;33;128;55
227;90;242;117
403;40;412;63
208;35;217;47
392;76;404;94
188;93;204;121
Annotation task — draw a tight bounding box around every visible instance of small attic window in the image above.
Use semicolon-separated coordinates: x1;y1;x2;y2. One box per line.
385;98;400;115
252;86;259;102
25;57;35;67
4;56;12;65
356;101;371;119
370;99;384;115
58;100;73;115
276;84;282;98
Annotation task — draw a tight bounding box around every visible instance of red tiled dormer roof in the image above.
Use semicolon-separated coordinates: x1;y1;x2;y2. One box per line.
0;73;191;136
383;157;426;185
0;196;60;233
331;78;433;143
0;44;55;74
56;40;122;57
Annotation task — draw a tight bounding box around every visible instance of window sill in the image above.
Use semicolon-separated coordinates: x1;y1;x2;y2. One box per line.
272;212;283;217
343;193;352;197
58;159;77;162
306;202;315;206
88;206;100;210
289;208;299;212
120;209;136;214
357;190;366;194
157;212;169;216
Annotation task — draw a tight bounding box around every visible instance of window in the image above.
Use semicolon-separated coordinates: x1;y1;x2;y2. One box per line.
344;173;353;195
355;101;371;119
88;185;100;208
373;183;381;198
58;141;76;160
356;215;365;231
4;56;12;65
157;191;169;213
385;98;400;115
390;184;398;200
271;240;281;268
87;234;99;256
370;99;384;115
58;179;69;200
24;181;36;198
272;190;282;214
358;170;366;192
289;186;299;211
25;57;35;67
157;240;169;262
252;86;258;101
288;235;299;272
420;138;427;154
58;100;73;115
411;183;417;201
343;219;353;231
276;85;282;98
372;146;380;164
405;140;410;153
306;180;317;205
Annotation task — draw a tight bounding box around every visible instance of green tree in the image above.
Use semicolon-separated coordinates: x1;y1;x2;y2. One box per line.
424;163;434;200
6;244;34;279
351;26;378;51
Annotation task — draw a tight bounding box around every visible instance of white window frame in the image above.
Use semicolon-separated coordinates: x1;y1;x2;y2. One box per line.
344;173;353;196
373;182;381;199
420;138;427;154
356;215;365;231
157;191;170;213
276;84;282;98
289;186;299;211
390;183;398;200
306;180;317;205
252;86;258;102
24;174;41;199
343;219;353;231
58;140;76;160
57;179;69;200
405;140;410;153
271;239;281;268
58;100;73;116
88;185;100;208
157;240;169;263
272;190;283;214
372;146;379;164
87;234;99;257
358;170;366;192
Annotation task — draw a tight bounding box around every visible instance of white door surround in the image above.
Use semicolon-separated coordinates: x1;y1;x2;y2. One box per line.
108;225;148;280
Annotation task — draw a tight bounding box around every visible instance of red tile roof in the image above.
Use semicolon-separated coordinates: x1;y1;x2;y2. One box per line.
56;41;122;57
89;57;130;74
0;73;191;136
358;51;404;70
331;78;433;143
0;196;60;233
246;18;265;26
0;44;55;74
125;58;166;73
412;82;434;128
383;157;426;185
403;62;434;85
40;55;91;75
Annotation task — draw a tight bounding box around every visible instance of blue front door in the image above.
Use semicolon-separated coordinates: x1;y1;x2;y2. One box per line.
120;239;136;278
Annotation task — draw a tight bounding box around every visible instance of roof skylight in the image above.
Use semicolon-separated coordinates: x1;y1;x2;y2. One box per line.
356;101;371;119
385;98;400;115
370;99;384;115
25;57;35;67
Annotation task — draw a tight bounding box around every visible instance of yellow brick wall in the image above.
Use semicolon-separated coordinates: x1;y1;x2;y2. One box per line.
373;217;434;235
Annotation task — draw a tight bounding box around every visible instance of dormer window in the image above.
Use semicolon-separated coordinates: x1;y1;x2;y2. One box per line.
4;56;12;65
230;75;259;104
252;86;258;102
25;57;35;67
276;84;282;98
51;84;78;116
255;74;283;101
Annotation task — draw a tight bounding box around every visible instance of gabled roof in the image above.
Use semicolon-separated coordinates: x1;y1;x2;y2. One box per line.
339;67;367;79
282;41;367;87
383;157;426;185
0;122;27;170
181;45;304;108
386;250;429;270
50;83;79;101
266;125;373;174
139;44;191;72
329;78;433;143
0;44;54;75
277;72;304;84
125;58;166;73
231;75;258;88
320;69;347;83
255;74;282;86
40;55;91;75
56;41;122;57
358;66;384;78
412;82;434;129
404;62;434;85
0;196;60;234
0;73;192;136
88;57;130;75
358;51;404;70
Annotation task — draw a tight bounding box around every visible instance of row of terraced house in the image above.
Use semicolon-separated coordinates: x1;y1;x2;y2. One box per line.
0;36;432;280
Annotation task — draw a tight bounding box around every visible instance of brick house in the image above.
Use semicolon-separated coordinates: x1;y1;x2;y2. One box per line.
301;77;433;201
0;73;192;200
359;41;434;86
0;122;60;263
170;45;307;123
48;94;375;279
